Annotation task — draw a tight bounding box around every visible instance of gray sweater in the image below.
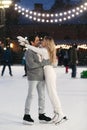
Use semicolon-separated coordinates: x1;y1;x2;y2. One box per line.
25;49;50;81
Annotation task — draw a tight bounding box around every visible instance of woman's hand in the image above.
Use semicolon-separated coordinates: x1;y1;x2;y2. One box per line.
17;36;29;46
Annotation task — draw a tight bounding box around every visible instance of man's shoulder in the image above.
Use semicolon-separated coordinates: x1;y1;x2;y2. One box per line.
26;49;36;53
25;49;34;55
25;49;37;58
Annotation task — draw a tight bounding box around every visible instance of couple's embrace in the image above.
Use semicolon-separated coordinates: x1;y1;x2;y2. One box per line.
17;34;67;125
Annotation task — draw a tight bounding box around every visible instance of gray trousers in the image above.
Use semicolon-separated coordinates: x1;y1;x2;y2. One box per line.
24;80;45;115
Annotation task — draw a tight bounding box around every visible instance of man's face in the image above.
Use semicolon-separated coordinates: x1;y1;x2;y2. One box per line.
32;36;40;47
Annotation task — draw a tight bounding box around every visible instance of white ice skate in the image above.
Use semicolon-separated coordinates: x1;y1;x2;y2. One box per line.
55;115;68;125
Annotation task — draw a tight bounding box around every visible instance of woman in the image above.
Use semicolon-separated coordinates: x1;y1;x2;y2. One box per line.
18;36;67;124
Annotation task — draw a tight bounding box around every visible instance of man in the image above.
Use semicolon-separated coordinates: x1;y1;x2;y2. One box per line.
1;45;13;76
23;34;51;125
69;44;78;78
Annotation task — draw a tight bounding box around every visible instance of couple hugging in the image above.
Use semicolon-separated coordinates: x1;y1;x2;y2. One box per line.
17;34;67;125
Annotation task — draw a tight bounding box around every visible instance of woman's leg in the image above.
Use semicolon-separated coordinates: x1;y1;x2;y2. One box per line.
44;66;63;116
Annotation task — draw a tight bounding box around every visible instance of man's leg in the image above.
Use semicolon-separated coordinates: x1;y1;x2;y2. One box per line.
1;65;6;76
37;81;45;114
23;81;38;124
24;81;38;114
8;64;12;76
72;65;76;77
73;65;76;77
37;81;51;122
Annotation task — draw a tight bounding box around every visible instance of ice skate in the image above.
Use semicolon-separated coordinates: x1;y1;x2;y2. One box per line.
23;114;34;125
39;113;51;123
55;115;68;125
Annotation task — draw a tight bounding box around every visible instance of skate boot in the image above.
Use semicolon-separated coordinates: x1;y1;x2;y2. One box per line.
55;114;68;125
39;113;51;123
23;114;34;125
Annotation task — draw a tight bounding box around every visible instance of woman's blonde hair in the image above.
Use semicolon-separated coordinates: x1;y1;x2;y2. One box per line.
44;36;56;64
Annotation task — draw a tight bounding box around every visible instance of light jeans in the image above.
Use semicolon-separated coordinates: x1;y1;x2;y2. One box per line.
25;80;45;114
44;65;64;116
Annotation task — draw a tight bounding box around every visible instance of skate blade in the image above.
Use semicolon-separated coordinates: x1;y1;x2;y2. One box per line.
39;120;52;124
55;117;68;125
23;120;34;125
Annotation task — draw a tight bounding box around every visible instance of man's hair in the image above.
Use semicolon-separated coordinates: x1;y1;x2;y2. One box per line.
28;33;39;45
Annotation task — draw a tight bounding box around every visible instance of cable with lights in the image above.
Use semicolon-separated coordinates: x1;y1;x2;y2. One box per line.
14;2;87;23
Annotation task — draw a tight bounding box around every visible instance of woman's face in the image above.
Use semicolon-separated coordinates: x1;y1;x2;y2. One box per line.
41;40;46;47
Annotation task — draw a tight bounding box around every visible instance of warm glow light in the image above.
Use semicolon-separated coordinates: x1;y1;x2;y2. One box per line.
64;12;67;15
26;10;29;13
84;3;87;6
42;19;45;22
46;19;49;22
72;14;75;17
10;43;14;48
38;13;41;16
29;11;32;14
42;13;45;17
14;7;18;10
72;9;75;12
51;14;54;17
0;0;12;5
59;19;62;22
47;14;49;17
33;17;36;20
76;12;79;15
68;10;71;14
22;12;24;15
29;16;32;19
37;18;40;22
34;12;37;15
63;17;67;20
80;5;84;8
50;19;53;22
22;8;25;11
3;47;6;50
76;7;80;10
55;13;58;17
0;0;12;8
67;16;71;19
80;9;83;13
18;10;21;13
55;19;58;22
25;14;28;17
59;13;63;16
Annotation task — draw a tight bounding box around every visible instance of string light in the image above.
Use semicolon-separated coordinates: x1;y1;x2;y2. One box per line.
56;44;87;50
14;2;87;23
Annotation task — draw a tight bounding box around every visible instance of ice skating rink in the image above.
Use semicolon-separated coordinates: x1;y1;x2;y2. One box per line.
0;65;87;130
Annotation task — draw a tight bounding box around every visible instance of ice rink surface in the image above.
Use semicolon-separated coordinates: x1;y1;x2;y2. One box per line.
0;65;87;130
